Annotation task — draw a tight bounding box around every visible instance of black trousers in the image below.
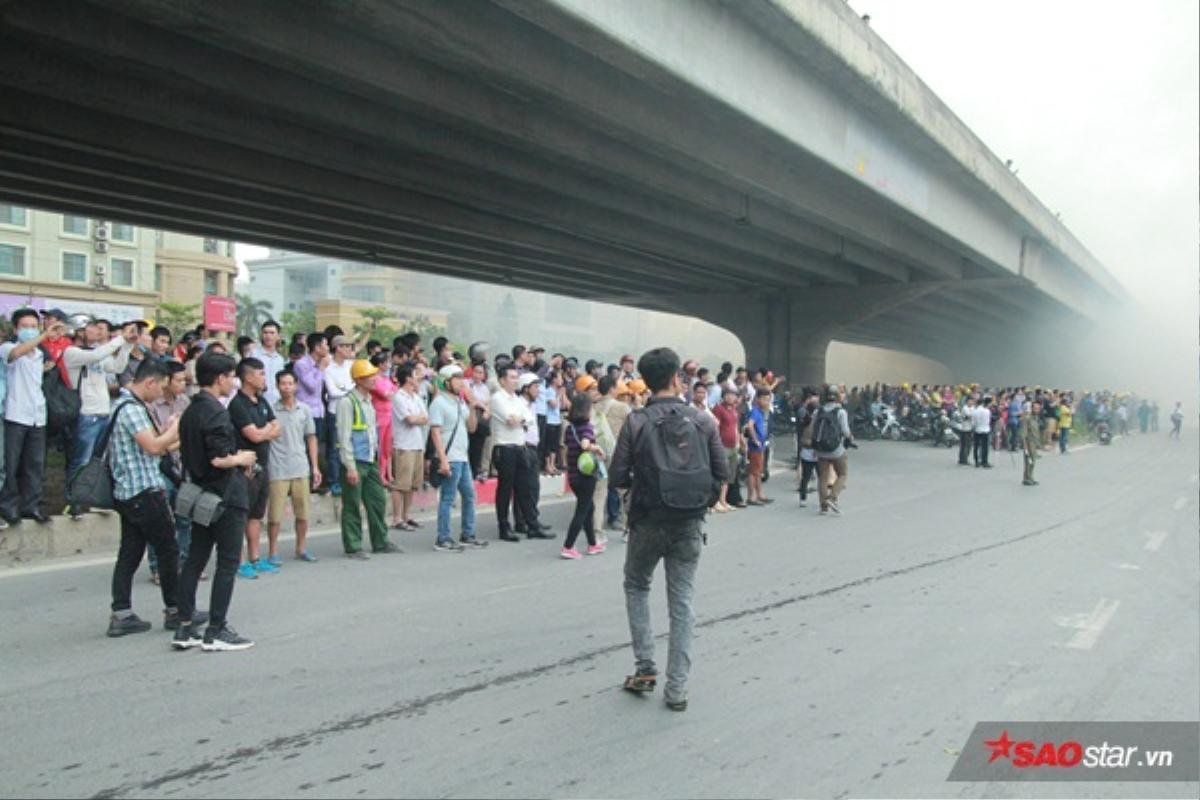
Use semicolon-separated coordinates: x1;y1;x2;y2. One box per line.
565;473;597;549
467;424;489;479
972;432;990;466
177;505;247;630
957;430;972;465
111;489;179;612
494;445;539;532
0;421;45;519
798;459;818;501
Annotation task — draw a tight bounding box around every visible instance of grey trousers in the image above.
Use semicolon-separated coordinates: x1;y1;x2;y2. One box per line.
623;516;704;703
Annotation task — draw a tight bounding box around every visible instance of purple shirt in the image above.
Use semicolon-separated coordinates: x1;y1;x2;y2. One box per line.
564;420;595;481
293;355;325;419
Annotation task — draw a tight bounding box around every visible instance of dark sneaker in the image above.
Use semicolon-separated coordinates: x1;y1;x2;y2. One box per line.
171;625;203;651
665;696;689;712
526;527;556;540
202;625;254;652
107;613;152;638
164;609;210;631
373;541;403;554
433;540;465;552
345;550;370;561
462;538;489;548
498;531;521;542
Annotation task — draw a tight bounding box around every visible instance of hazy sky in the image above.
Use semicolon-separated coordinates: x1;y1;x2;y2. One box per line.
846;0;1199;398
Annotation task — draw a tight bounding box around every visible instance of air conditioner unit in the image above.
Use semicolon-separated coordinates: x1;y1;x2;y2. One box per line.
94;240;109;253
94;264;107;277
94;225;109;240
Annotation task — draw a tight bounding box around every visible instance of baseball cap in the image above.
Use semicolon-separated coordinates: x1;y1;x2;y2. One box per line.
41;308;67;320
530;345;545;354
332;335;354;348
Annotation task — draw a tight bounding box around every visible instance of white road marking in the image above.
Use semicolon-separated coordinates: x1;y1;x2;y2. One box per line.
1144;531;1169;552
1172;497;1189;511
1115;563;1142;570
1063;599;1121;650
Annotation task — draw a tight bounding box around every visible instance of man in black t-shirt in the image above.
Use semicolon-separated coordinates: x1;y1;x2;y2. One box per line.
174;351;259;653
228;358;280;577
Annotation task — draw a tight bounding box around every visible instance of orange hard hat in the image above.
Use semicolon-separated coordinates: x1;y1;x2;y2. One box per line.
574;375;598;393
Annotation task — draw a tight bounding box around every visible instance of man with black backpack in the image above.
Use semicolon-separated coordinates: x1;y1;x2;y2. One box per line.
609;347;727;712
812;385;853;516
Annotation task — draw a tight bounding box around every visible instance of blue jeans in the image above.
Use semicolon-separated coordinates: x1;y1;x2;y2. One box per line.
68;414;108;481
605;487;621;527
437;461;476;543
148;483;192;574
1059;427;1070;453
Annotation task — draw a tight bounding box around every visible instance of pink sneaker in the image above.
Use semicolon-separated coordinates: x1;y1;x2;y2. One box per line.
586;543;606;556
560;547;582;560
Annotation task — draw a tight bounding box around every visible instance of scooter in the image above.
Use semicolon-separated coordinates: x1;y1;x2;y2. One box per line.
875;404;902;441
931;410;959;448
1096;416;1113;445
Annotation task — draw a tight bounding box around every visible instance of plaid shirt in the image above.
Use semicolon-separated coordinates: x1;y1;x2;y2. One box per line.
108;390;168;501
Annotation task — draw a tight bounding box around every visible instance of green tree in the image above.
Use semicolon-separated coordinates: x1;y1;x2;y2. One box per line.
236;293;274;337
156;301;201;339
279;304;316;341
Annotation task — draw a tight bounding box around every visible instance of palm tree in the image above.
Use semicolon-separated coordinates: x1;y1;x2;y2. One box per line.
236;293;274;337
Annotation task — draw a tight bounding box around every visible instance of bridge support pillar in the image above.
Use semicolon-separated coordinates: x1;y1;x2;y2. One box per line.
674;284;946;387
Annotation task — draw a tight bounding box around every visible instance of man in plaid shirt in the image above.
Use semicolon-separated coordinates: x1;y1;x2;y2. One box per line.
107;359;186;638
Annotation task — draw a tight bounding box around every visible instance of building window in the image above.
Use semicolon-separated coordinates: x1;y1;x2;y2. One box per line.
62;215;89;236
110;223;135;244
110;257;134;287
154;263;163;292
203;238;219;254
0;205;28;228
204;270;218;294
61;252;88;283
0;243;26;275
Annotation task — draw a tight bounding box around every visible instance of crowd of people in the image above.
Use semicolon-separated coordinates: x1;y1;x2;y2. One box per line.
0;307;1183;662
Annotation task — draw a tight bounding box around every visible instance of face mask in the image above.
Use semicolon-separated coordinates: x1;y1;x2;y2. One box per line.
17;328;38;343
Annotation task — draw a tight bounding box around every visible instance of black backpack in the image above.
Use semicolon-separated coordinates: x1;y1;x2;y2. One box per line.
812;406;843;453
630;404;715;519
43;351;83;434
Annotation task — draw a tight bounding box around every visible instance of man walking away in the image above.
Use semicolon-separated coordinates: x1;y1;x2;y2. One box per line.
956;396;976;466
338;359;399;558
609;347;727;712
174;351;258;652
973;396;993;468
107;359;187;637
1169;402;1183;439
795;392;819;508
812;386;852;515
1020;400;1043;486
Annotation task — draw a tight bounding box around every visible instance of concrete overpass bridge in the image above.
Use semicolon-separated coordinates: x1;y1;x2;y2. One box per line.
0;0;1125;382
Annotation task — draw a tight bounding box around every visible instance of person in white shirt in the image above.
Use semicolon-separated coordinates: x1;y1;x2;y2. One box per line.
513;372;552;538
251;320;287;406
489;366;545;541
62;319;139;518
390;362;429;530
0;309;66;527
322;335;355;495
972;396;993;469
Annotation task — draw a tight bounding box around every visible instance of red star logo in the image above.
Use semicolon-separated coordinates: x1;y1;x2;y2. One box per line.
984;730;1014;763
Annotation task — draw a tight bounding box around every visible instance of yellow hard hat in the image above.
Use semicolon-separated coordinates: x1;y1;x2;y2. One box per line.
350;359;378;380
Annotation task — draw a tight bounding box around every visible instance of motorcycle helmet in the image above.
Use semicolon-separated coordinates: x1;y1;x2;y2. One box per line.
468;341;489;365
822;385;839;403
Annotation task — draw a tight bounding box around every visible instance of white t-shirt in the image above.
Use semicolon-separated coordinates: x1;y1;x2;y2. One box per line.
324;359;353;416
391;388;428;451
972;405;992;434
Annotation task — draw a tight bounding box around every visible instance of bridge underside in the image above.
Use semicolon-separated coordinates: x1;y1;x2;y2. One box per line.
0;0;1098;381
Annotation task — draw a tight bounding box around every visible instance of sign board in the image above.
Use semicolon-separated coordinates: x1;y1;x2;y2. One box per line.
204;296;237;332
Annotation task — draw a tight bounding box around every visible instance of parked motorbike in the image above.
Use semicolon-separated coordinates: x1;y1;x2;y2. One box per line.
1096;416;1113;445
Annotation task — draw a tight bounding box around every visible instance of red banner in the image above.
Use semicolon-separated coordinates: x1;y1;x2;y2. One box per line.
204;296;236;332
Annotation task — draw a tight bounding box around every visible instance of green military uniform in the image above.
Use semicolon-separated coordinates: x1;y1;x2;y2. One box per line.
1018;412;1042;485
336;389;391;553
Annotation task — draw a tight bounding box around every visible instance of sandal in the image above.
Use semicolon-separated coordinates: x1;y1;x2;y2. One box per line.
404;519;423;529
622;671;657;694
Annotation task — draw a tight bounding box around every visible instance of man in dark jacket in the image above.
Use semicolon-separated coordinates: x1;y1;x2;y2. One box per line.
609;347;728;712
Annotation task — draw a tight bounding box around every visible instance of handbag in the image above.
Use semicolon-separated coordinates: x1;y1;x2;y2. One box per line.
66;399;133;510
174;480;226;527
429;401;462;489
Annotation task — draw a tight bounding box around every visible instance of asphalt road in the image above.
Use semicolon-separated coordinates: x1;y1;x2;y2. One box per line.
1;430;1196;799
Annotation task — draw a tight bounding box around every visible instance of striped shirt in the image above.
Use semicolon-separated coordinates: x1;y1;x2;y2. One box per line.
563;420;594;481
109;392;168;501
